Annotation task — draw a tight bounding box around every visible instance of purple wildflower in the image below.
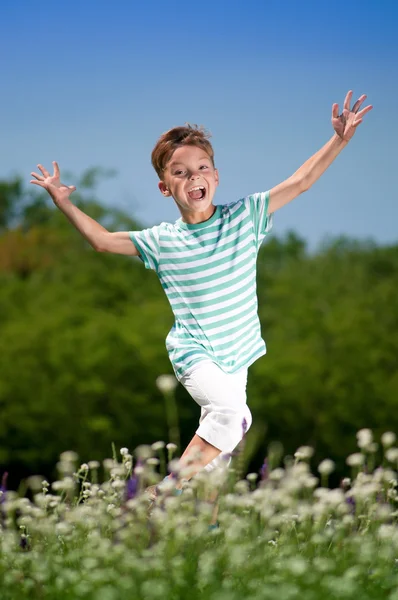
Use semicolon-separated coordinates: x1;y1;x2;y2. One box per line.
260;459;269;482
222;453;233;462
345;496;356;515
125;458;144;501
125;475;139;501
242;418;248;436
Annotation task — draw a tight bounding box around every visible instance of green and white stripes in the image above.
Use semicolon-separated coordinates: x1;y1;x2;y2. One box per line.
129;191;273;379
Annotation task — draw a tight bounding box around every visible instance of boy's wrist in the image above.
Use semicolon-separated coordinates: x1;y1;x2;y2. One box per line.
332;132;349;148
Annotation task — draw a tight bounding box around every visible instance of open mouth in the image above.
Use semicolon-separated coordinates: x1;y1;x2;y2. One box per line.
187;186;206;200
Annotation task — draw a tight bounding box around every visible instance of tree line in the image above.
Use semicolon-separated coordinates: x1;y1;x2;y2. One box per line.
1;170;397;489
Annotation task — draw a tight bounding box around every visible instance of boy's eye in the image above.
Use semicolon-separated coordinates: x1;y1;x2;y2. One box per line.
174;170;185;175
199;165;208;170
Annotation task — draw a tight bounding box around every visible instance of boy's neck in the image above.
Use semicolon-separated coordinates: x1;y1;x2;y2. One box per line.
180;204;217;225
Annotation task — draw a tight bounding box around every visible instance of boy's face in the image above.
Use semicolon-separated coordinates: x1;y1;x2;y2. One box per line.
158;145;219;224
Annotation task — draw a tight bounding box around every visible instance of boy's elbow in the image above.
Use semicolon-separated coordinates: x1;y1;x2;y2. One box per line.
299;176;311;193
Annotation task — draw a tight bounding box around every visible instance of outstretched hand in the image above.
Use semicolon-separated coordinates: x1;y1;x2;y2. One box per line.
30;162;76;203
332;91;373;142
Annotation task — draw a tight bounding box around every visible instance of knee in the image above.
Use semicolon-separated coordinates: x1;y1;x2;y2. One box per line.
219;405;252;447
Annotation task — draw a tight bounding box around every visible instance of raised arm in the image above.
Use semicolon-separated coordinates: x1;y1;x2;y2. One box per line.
30;162;140;256
267;90;373;214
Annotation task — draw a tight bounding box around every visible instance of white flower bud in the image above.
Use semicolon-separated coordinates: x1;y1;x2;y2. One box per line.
59;451;79;463
151;441;165;451
120;448;129;456
103;459;117;470
269;468;285;481
294;446;314;460
318;459;335;476
346;453;365;467
356;428;373;449
386;448;398;463
381;432;396;448
156;374;178;394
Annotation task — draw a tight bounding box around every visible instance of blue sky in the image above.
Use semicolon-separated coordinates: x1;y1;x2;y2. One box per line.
1;0;397;250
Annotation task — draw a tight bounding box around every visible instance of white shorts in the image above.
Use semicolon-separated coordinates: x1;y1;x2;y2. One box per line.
179;360;252;472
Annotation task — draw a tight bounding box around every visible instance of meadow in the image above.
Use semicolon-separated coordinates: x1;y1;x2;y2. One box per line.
1;428;398;600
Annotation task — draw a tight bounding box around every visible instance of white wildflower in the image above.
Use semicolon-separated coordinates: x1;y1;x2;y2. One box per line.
269;468;285;481
286;557;307;576
318;459;335;476
377;524;396;540
294;446;314;460
303;475;319;489
346;453;365;467
386;448;398;463
103;459;117;470
388;489;398;501
55;522;72;536
120;448;129;456
166;443;177;451
79;464;89;472
111;480;125;490
381;432;396;448
147;458;160;466
59;451;78;463
156;374;178;394
383;469;397;484
110;466;125;478
26;476;43;491
356;428;373;449
246;473;258;482
135;445;153;460
151;441;165;451
88;461;100;469
51;478;75;492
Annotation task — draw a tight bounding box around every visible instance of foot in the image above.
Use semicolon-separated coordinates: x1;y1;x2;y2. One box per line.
144;484;158;503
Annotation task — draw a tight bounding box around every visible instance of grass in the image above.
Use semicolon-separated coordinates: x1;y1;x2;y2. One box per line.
0;429;398;600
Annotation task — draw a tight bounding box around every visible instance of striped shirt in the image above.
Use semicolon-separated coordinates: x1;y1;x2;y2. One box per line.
129;191;273;379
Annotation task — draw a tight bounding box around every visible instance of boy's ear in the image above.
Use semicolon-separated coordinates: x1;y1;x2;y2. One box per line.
158;181;171;196
215;168;219;186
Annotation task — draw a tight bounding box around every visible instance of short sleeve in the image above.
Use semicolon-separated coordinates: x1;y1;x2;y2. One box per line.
244;191;274;250
129;226;161;272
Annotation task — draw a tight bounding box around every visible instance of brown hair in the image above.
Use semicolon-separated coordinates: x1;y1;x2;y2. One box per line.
151;124;215;179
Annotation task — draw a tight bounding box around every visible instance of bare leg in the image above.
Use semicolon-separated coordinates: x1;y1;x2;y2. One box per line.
146;434;222;525
174;434;222;525
173;434;221;489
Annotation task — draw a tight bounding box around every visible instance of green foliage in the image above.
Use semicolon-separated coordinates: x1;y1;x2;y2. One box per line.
0;171;397;484
0;435;397;599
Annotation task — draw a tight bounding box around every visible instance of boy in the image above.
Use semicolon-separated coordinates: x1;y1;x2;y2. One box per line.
30;90;372;500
